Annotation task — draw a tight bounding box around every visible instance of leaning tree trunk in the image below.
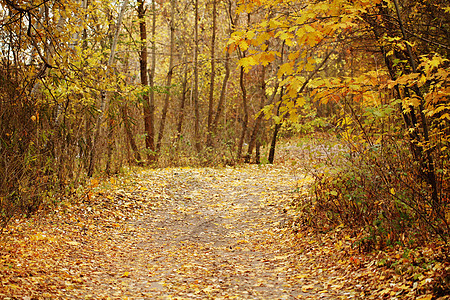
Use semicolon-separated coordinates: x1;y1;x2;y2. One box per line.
268;100;282;164
237;64;248;160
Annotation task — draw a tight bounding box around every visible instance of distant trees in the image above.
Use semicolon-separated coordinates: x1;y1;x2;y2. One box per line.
0;0;276;225
2;0;447;240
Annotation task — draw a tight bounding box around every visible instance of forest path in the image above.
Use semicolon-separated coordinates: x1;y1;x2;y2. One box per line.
1;165;359;299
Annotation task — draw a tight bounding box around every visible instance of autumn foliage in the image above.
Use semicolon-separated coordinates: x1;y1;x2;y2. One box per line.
0;0;449;298
228;0;449;247
0;0;449;258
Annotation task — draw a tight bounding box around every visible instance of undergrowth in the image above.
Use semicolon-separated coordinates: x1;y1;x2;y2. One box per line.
284;132;449;297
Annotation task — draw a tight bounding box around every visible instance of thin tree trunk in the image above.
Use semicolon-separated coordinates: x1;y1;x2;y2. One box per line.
206;0;217;148
177;61;188;139
149;0;157;161
156;0;175;154
121;106;142;164
105;116;115;175
104;1;128;174
237;13;251;160
82;0;92;172
245;65;266;163
138;0;155;164
268;97;283;164
212;48;230;135
212;0;237;137
193;0;201;152
237;64;248;160
365;8;423;163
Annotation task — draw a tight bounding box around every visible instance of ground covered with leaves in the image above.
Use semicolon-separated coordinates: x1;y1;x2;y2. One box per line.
0;162;448;299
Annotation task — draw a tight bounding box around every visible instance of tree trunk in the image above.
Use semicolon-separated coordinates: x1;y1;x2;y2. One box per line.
255;139;261;164
206;0;217;148
237;14;251;160
237;64;248;160
105;116;115;175
268;100;282;164
212;0;237;137
138;0;155;164
156;0;175;154
193;0;201;152
121;105;142;164
392;0;439;210
177;61;188;139
212;48;230;136
245;65;266;163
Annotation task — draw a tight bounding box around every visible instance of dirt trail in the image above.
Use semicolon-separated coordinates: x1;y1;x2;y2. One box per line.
77;165;309;299
0;165;357;299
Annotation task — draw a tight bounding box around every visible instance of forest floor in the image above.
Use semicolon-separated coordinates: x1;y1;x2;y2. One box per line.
0;140;448;299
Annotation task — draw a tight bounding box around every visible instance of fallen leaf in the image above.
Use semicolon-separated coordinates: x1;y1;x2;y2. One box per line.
66;241;80;246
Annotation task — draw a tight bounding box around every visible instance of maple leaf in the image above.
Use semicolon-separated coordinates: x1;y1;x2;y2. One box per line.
278;62;294;77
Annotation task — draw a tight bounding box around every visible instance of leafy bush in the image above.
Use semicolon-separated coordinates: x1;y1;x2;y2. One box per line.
296;134;449;250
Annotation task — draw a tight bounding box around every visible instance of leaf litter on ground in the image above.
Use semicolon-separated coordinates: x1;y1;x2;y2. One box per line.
0;160;448;299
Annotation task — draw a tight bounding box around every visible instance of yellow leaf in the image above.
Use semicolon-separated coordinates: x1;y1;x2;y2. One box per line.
302;284;315;292
260;52;275;66
246;30;255;40
67;241;80;246
278;62;293;77
417;295;433;300
288;51;300;61
256;32;271;46
440;113;450;120
390;188;396;195
238;40;249;51
121;271;130;278
239;56;258;72
304;63;315;72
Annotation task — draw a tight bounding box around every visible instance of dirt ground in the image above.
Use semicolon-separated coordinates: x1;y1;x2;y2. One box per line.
1;146;447;299
0;164;352;299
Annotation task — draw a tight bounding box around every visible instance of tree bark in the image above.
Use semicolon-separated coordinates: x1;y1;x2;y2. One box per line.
245;65;266;163
237;13;251;160
212;48;230;135
237;64;248;160
212;1;237;137
121;106;142;164
206;0;217;148
138;0;155;164
177;60;188;139
268;99;282;164
392;0;439;210
193;0;201;152
156;0;175;154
